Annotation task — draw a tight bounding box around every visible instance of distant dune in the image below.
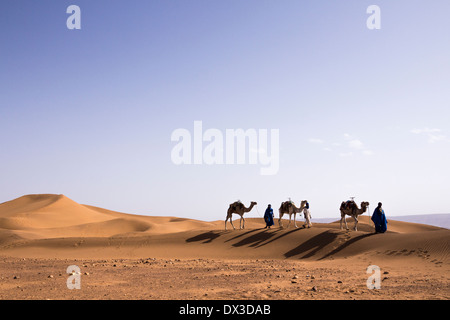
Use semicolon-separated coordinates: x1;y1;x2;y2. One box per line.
387;214;450;229
314;214;450;229
0;194;448;264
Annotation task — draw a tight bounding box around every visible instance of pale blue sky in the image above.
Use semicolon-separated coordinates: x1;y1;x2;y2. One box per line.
1;1;449;220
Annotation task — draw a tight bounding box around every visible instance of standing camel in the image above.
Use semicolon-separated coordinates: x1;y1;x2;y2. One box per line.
278;200;307;228
340;201;370;231
225;201;257;230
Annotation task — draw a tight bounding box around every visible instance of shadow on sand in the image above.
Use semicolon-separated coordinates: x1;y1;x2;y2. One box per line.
231;229;283;248
185;227;377;261
185;227;306;248
284;230;375;260
318;232;375;260
185;231;225;244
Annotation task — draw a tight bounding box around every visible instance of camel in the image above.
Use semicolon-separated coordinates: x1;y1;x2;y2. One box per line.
278;200;307;228
339;201;370;231
225;201;257;230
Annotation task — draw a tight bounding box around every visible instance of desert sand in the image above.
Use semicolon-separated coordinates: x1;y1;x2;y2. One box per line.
0;194;448;300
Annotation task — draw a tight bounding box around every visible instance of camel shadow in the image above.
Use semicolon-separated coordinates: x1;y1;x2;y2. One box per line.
284;230;339;259
185;227;306;248
232;229;283;248
224;228;262;243
318;232;375;260
185;231;225;244
185;228;271;245
255;227;304;248
284;230;376;260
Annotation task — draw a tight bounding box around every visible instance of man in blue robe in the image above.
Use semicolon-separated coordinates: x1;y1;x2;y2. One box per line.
371;202;388;233
264;204;274;229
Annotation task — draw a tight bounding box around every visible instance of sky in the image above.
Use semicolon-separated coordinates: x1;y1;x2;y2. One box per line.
1;1;449;221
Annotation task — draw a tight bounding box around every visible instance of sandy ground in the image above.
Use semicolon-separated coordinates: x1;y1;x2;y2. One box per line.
0;194;449;300
0;255;448;300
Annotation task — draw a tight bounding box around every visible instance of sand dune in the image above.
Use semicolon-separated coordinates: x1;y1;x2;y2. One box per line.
389;213;450;229
0;194;113;229
0;194;448;300
0;194;448;263
0;194;217;240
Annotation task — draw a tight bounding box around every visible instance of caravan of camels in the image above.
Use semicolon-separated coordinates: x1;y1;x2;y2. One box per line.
225;199;370;231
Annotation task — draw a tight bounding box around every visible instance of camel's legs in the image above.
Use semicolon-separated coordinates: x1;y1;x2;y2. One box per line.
354;216;358;231
293;213;298;228
286;214;291;228
278;212;284;228
225;215;233;230
241;216;245;229
229;215;236;230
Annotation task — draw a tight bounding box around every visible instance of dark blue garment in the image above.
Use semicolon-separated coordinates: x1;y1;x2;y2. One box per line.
264;208;274;226
305;202;309;209
371;208;388;233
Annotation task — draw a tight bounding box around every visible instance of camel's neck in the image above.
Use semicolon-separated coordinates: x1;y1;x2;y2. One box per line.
358;206;368;214
245;203;255;212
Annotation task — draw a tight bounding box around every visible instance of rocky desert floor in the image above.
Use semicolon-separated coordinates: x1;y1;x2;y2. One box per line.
1;255;448;300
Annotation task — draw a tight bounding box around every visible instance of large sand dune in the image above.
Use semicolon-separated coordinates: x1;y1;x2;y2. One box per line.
0;194;448;261
0;194;448;300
